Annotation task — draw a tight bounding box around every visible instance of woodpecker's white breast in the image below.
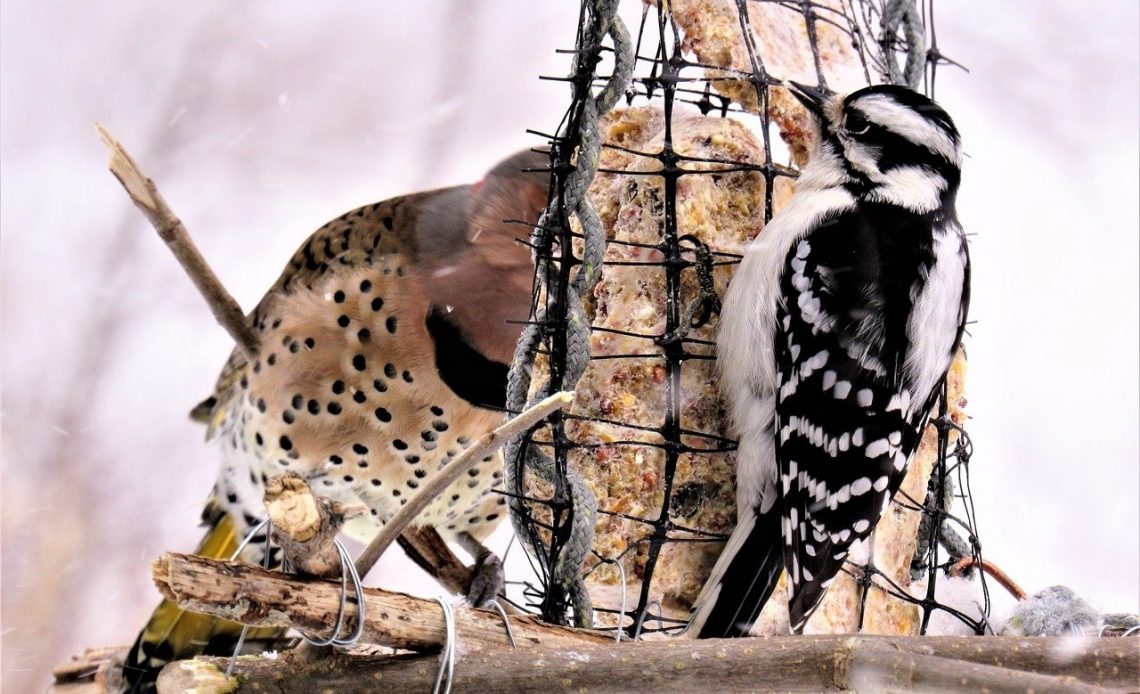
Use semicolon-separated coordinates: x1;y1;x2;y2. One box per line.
716;152;855;513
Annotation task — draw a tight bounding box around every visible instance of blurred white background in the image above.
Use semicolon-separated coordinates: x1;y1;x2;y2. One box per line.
2;2;1136;690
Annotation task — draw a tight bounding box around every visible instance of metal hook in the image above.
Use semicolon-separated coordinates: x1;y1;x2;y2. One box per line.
299;538;366;647
593;556;627;642
432;597;456;694
485;599;517;648
635;599;667;638
226;518;274;679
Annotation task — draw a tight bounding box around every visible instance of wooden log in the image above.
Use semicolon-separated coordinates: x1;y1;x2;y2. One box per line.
152;552;608;652
162;635;1140;693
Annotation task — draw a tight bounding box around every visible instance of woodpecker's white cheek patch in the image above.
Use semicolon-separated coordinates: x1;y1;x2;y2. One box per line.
866;166;947;212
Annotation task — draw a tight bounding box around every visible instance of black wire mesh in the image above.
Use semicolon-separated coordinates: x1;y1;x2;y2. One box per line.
505;0;986;638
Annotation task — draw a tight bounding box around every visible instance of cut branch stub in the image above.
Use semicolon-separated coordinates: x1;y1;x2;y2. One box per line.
264;473;365;578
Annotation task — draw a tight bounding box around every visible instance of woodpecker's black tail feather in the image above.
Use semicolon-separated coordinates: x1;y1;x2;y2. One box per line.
689;505;784;638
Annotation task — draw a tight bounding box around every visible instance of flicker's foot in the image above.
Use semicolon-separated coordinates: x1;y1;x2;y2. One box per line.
465;550;505;608
459;532;505;608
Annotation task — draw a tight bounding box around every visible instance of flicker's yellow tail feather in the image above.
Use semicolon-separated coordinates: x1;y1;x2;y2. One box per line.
123;509;282;692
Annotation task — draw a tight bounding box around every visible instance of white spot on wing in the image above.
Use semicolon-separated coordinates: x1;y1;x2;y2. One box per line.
837;432;850;452
865;438;890;458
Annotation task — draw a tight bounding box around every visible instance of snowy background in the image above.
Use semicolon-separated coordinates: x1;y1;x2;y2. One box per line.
2;1;1136;690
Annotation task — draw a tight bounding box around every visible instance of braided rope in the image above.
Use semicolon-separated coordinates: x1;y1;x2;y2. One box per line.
880;0;925;88
505;0;633;628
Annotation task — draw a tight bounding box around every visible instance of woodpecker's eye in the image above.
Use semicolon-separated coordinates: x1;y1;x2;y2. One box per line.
845;112;870;135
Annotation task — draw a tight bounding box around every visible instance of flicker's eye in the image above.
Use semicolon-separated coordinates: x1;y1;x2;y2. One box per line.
845;111;870;135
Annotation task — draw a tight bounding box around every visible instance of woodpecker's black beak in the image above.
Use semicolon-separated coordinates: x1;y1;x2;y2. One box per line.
785;81;833;118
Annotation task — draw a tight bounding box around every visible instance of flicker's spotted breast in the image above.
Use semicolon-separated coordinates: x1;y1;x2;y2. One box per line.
202;152;548;547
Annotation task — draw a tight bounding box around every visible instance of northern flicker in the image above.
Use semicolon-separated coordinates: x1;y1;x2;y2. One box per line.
124;150;549;689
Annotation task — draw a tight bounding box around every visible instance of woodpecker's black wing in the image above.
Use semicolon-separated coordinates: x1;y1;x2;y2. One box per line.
774;203;948;632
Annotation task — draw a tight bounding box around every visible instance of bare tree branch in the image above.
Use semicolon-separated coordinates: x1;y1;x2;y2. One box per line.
96;124;260;360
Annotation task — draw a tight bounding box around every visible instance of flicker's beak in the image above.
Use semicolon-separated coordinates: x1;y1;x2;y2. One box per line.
785;81;833;118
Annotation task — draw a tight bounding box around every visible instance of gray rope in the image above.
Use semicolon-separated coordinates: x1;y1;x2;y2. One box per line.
504;0;632;628
880;0;925;88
